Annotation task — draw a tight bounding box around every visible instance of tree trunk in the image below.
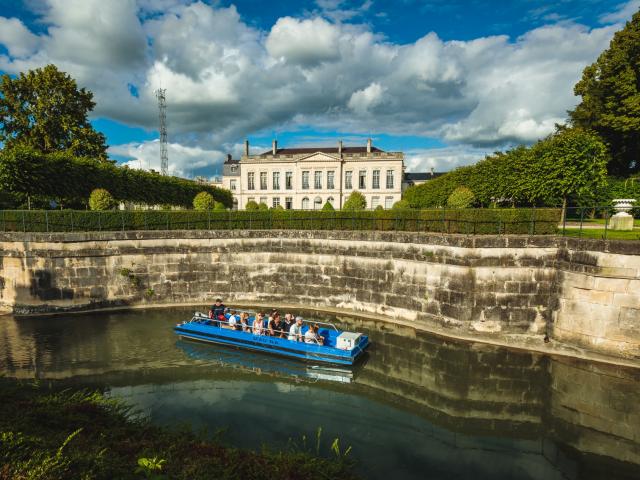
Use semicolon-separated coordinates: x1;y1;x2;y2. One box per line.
561;196;567;225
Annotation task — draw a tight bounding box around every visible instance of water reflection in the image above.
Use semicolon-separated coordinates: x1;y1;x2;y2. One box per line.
0;307;639;480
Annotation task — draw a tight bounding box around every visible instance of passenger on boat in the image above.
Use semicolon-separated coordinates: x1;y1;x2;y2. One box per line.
288;316;304;342
253;312;265;335
282;313;294;335
227;310;238;329
268;313;285;338
208;298;225;327
304;324;324;345
239;312;250;332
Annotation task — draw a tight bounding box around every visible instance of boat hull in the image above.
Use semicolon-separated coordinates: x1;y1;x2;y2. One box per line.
174;323;367;366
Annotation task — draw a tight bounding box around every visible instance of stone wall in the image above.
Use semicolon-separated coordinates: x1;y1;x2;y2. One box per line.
0;230;639;359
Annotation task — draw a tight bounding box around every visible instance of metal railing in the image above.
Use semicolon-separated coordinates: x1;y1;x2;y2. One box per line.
559;205;640;240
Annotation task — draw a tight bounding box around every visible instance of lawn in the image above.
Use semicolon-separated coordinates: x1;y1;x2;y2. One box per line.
561;228;640;241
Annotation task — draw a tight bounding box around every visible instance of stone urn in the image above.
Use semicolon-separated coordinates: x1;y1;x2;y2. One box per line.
611;198;636;231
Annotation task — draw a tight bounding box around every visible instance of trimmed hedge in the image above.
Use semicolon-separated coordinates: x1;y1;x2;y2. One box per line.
0;208;561;234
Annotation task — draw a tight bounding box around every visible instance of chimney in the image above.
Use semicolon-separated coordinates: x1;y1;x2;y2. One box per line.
227;154;232;162
272;139;278;155
430;167;435;177
366;138;372;153
244;139;249;156
338;140;343;155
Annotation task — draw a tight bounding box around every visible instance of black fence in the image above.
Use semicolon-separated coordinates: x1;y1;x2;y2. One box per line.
0;208;562;235
559;205;639;240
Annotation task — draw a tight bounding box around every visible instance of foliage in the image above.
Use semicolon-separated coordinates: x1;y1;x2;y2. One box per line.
258;202;269;211
342;191;367;211
0;379;358;480
392;200;410;210
0;64;108;160
245;200;259;210
89;188;115;211
321;201;335;211
213;201;226;211
568;11;640;175
0;208;561;235
0;145;232;209
447;186;475;208
193;192;216;211
404;128;608;208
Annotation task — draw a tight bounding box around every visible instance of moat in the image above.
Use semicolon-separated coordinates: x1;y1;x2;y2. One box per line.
1;306;639;480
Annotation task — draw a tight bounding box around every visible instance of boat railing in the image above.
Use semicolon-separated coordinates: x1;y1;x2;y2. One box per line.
186;313;326;345
191;311;341;332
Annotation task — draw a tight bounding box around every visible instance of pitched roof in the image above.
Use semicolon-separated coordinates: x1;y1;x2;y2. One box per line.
258;146;384;156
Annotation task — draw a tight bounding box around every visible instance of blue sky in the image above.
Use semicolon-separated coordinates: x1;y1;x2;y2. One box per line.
0;0;635;177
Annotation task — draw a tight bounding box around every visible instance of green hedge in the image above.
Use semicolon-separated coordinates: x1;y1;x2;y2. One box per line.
0;208;561;234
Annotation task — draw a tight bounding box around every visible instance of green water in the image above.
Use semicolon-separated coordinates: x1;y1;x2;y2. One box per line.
1;306;639;480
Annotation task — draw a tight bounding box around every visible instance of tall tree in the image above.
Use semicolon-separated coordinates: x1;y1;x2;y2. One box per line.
0;64;108;160
569;11;640;175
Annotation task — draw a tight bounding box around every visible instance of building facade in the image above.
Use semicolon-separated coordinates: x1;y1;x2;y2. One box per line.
224;139;404;210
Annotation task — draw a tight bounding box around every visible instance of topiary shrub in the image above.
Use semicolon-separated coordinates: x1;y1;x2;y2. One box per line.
193;191;216;211
342;191;366;211
258;202;269;211
447;186;475;208
392;199;410;210
213;201;226;211
321;201;335;211
89;188;115;211
245;200;259;210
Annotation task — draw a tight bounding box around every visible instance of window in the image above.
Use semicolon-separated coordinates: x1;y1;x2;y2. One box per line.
302;197;310;209
385;196;394;209
273;171;280;190
230;166;237;173
386;170;394;189
285;197;293;210
372;170;380;189
247;172;255;190
327;196;334;207
302;171;309;189
230;179;237;191
345;171;352;189
327;171;335;189
359;170;366;189
272;197;280;208
285;171;293;190
247;197;255;205
314;171;322;189
259;197;267;206
260;172;267;190
371;196;380;209
314;197;323;209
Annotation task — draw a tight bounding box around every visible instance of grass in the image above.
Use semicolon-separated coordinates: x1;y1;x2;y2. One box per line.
561;228;640;241
575;217;640;227
0;379;358;480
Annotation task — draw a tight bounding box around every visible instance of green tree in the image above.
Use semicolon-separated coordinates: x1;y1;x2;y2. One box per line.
0;65;108;160
568;11;640;174
193;191;216;210
245;200;259;210
88;188;115;211
447;186;475;208
342;191;366;210
321;201;335;211
258;202;269;211
214;201;226;211
392;199;410;209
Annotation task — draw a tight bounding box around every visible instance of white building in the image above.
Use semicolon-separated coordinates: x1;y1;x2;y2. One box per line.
223;139;404;210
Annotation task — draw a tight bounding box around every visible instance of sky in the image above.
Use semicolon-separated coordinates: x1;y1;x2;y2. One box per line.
0;0;637;179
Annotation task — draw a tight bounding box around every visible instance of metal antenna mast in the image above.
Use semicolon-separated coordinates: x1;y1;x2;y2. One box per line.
155;88;168;175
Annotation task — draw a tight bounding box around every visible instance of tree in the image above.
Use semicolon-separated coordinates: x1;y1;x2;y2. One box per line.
214;201;226;211
193;191;216;210
89;188;115;211
245;200;259;210
321;201;335;211
258;202;269;211
392;199;410;209
0;64;108;160
342;191;366;210
447;186;475;208
569;11;640;174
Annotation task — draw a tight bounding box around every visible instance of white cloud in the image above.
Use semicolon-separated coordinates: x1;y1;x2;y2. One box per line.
0;17;40;57
404;146;491;173
0;0;629;168
600;0;640;24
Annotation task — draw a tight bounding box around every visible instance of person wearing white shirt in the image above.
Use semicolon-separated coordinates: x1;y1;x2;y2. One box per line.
288;316;304;341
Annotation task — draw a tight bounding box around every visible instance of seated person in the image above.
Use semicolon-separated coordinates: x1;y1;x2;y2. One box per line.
282;313;294;335
304;324;323;345
268;313;285;338
239;312;250;332
227;310;238;329
288;316;304;342
208;298;225;327
252;312;266;335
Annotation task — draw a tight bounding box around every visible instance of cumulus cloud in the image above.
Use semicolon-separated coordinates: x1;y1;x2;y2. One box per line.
0;0;634;173
404;146;491;173
600;0;640;24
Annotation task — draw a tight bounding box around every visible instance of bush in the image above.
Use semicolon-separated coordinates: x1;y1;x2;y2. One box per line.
88;188;115;211
214;201;226;211
193;191;216;211
342;191;366;211
447;186;475;208
392;200;410;210
245;200;259;210
322;201;335;211
258;202;269;211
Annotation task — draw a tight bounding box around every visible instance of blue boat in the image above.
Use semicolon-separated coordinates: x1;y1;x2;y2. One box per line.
174;312;369;366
